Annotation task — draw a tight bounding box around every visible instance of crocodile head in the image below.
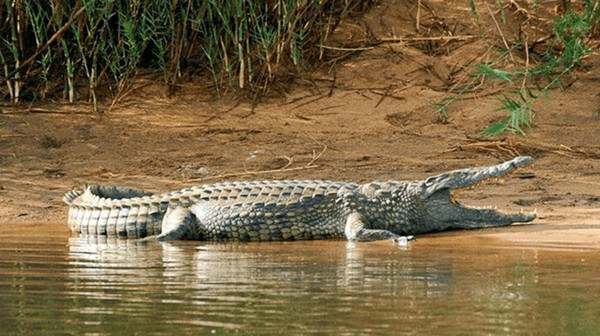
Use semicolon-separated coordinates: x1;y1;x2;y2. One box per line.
419;156;536;230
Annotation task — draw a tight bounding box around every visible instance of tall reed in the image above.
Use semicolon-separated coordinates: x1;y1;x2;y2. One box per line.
0;0;372;106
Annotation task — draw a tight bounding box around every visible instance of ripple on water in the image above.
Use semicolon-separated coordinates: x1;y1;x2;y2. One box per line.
0;226;599;335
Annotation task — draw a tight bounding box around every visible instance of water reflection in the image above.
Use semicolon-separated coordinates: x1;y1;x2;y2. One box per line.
1;228;599;335
64;235;525;335
66;236;462;334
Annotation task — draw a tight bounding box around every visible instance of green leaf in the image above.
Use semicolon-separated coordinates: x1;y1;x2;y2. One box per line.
475;64;514;83
482;120;508;137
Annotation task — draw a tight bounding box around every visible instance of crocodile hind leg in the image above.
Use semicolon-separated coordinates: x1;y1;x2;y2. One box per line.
157;207;197;241
344;212;414;245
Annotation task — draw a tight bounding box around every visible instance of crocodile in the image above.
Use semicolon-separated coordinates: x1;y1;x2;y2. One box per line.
63;156;536;243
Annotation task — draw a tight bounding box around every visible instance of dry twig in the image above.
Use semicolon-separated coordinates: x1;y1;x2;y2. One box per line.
521;35;530;90
318;45;375;51
12;7;87;76
446;139;600;159
319;35;475;53
416;0;421;32
485;2;515;63
377;35;475;43
188;145;328;182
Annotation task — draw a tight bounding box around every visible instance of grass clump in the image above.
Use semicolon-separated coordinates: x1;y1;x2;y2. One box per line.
483;2;596;137
435;1;599;136
0;0;372;108
482;90;535;137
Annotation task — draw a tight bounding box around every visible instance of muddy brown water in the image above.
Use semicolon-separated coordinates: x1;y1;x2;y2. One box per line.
1;224;599;335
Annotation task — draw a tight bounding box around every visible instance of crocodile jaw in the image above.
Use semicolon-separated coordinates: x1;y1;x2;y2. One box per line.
425;188;536;229
421;156;536;229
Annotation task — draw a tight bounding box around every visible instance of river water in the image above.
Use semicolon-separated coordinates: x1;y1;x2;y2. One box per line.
1;224;599;335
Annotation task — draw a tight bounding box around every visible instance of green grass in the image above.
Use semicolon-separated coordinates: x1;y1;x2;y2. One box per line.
482;89;535;137
483;2;597;137
434;0;599;136
0;0;372;107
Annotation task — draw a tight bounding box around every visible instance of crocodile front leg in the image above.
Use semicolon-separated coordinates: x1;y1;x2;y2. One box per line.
157;207;197;241
344;212;414;245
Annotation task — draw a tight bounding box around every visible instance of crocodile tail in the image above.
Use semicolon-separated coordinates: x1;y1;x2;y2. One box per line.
85;185;154;200
63;189;84;205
